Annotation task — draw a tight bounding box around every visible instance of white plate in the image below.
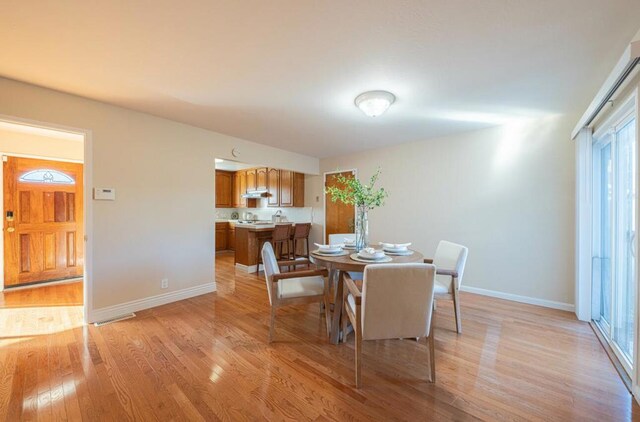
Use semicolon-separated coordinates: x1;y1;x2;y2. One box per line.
384;250;414;256
312;248;342;254
383;247;409;253
350;253;392;263
312;249;348;256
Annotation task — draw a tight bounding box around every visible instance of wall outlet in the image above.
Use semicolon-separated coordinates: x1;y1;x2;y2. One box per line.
161;278;169;289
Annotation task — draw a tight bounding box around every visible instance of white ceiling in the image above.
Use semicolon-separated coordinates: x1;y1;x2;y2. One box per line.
1;1;639;158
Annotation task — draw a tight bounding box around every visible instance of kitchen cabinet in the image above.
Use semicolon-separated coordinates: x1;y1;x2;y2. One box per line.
267;168;280;207
256;167;268;191
232;170;256;208
268;169;305;207
215;170;233;208
228;223;236;251
246;169;257;192
215;222;228;251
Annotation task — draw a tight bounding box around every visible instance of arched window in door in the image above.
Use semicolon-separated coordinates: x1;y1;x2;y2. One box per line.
18;169;75;185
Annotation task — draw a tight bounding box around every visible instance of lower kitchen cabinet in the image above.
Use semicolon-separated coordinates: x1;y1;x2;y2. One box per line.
215;222;228;251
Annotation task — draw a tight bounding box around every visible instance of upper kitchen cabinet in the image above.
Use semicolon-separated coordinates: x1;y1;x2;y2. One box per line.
268;169;305;207
232;170;256;208
246;169;257;192
215;170;233;208
267;168;279;207
256;168;268;191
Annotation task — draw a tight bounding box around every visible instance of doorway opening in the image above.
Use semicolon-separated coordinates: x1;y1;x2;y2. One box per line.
324;170;356;243
0;118;85;329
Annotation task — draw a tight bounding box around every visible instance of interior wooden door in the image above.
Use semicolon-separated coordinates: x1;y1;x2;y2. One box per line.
325;171;355;243
3;157;83;287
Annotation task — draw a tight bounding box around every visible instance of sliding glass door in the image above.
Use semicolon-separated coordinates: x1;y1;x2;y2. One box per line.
592;114;636;374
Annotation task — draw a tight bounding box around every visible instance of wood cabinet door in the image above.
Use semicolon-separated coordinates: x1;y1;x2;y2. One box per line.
228;229;235;250
3;157;84;287
238;171;247;207
232;172;241;207
267;168;280;207
256;168;268;191
279;170;293;207
246;169;257;192
215;223;228;251
215;170;233;208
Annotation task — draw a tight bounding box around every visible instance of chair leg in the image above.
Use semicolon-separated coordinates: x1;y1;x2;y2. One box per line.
452;286;462;334
269;306;276;343
324;293;331;337
341;302;348;343
355;306;362;388
427;332;436;383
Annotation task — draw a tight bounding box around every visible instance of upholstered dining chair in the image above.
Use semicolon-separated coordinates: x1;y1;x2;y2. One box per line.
262;242;331;343
328;233;363;281
342;263;436;388
424;240;468;334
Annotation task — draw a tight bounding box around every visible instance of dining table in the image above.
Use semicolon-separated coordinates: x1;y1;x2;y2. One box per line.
310;248;424;344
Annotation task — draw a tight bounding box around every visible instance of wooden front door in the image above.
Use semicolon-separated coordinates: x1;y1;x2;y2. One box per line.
3;157;83;287
325;171;355;243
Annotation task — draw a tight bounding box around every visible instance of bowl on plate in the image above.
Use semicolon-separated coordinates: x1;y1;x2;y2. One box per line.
314;243;343;254
380;242;411;253
357;248;386;260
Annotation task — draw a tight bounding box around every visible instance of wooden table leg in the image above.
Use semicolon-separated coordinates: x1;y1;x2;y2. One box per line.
329;270;344;344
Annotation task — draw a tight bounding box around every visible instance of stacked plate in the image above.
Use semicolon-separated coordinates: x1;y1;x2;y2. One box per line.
380;242;413;256
357;248;386;261
342;239;357;250
313;243;344;255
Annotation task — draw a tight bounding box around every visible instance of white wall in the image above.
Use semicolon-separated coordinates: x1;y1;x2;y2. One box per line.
308;115;576;306
0;128;83;161
0;77;318;320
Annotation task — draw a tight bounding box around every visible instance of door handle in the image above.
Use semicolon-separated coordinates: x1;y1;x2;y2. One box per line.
6;227;15;233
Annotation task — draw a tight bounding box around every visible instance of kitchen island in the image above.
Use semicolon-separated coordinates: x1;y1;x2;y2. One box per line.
233;222;308;273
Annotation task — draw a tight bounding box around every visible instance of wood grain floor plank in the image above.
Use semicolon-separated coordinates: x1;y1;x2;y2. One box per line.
0;254;638;421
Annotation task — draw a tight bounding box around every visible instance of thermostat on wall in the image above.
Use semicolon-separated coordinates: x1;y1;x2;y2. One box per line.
93;188;116;200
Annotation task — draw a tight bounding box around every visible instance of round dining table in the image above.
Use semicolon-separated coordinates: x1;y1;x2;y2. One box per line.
310;249;424;344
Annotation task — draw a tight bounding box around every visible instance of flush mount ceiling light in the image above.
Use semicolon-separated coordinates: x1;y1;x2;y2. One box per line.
354;90;396;117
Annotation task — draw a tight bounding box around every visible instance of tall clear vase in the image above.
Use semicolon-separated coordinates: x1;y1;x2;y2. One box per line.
355;206;369;251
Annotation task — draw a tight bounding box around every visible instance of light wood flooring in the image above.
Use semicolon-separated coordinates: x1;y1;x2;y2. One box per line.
0;252;637;421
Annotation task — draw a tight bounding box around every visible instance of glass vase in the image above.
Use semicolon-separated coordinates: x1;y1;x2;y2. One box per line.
355;206;369;251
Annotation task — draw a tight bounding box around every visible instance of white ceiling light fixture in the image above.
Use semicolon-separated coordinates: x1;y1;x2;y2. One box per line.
215;158;224;163
354;90;396;117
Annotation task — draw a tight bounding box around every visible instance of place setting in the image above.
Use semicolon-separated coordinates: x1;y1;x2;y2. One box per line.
350;247;393;263
379;242;414;256
312;243;349;257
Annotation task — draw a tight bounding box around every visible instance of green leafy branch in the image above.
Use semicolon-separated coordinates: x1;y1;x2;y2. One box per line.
325;168;388;210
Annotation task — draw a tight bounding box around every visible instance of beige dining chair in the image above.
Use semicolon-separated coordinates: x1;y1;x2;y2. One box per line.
262;242;331;343
424;240;468;333
342;263;436;388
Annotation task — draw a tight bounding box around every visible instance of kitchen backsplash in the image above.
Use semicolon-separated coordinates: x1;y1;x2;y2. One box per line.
216;207;313;223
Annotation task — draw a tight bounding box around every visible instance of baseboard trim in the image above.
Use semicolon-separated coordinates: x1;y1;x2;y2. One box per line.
460;286;575;312
87;282;216;324
235;263;258;273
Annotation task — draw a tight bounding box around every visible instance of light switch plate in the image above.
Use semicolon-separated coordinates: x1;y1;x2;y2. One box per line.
93;188;116;200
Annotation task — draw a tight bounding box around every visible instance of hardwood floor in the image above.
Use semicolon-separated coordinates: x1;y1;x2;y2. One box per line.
0;253;637;421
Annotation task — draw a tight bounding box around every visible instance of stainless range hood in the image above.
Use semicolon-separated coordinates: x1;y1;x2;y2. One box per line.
242;189;268;199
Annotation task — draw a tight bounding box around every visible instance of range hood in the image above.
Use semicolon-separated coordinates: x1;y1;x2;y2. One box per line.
242;189;268;199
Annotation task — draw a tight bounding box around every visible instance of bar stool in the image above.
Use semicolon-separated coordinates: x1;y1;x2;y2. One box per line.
271;223;293;259
290;223;311;260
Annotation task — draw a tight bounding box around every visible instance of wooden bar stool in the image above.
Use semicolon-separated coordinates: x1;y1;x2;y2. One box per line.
290;223;311;260
271;224;293;260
